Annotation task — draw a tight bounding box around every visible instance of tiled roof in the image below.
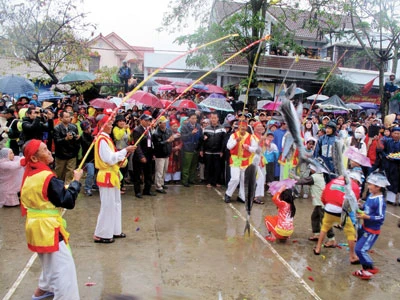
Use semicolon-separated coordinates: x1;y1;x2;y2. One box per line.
88;32;155;60
224;54;340;74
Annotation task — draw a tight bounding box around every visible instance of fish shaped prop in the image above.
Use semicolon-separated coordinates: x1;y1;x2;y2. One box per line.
243;148;261;236
285;83;297;100
332;140;359;227
280;99;336;178
279;99;309;165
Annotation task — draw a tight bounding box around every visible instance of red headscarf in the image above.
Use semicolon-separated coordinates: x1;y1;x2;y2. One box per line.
252;121;263;129
20;139;54;216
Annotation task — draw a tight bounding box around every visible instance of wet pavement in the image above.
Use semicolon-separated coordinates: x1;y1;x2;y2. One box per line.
1;184;400;300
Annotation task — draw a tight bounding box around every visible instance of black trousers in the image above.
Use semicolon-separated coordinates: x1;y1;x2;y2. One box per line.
204;153;221;186
132;159;152;194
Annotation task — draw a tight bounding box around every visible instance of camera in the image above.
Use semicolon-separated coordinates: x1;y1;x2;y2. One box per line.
68;131;77;138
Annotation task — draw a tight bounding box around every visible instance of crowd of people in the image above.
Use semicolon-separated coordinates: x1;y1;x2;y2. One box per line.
0;87;400;298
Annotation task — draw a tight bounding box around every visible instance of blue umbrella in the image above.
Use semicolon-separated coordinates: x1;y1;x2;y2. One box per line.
59;71;96;83
279;87;307;96
193;84;208;90
0;75;35;94
38;91;65;102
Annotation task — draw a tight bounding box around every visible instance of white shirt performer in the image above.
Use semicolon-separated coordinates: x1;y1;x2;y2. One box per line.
93;114;136;243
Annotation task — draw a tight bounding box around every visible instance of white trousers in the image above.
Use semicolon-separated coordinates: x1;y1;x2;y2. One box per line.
255;165;266;198
226;166;245;199
155;157;169;189
165;172;181;181
94;187;122;239
38;241;79;300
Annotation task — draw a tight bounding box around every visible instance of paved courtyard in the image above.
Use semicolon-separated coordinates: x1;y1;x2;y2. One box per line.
1;184;400;299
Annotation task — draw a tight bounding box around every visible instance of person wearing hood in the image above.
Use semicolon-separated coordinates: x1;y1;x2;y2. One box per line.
347;125;367;156
314;121;337;182
0;148;24;207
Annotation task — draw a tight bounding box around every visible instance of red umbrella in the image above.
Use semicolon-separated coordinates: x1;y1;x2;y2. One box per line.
89;98;117;109
158;84;176;91
204;84;226;94
127;91;163;108
160;99;173;108
172;99;198;110
154;78;172;85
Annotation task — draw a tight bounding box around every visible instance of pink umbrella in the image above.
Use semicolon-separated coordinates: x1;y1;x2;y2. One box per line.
171;81;189;87
262;101;282;111
154;78;172;85
89;98;117;110
344;146;372;167
158;84;176;91
172;99;198;110
204;84;226;94
176;86;192;94
127;91;163;108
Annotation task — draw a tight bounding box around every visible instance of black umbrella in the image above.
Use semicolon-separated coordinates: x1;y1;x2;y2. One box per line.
248;88;273;99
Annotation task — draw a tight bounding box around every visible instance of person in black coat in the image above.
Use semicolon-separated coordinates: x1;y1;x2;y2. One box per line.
200;112;226;187
20;107;54;145
152;116;174;193
131;114;155;198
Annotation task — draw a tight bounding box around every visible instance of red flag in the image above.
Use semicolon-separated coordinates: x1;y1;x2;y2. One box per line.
361;76;378;95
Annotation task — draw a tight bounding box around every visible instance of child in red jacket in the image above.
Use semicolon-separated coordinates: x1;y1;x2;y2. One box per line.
265;185;296;242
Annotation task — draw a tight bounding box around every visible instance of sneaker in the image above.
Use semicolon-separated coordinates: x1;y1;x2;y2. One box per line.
352;269;373;280
85;190;93;196
303;193;308;199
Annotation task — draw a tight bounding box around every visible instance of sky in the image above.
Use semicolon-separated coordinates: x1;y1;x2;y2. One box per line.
82;0;197;53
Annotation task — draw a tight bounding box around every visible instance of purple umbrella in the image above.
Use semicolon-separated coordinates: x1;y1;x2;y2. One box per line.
357;102;379;109
268;178;297;195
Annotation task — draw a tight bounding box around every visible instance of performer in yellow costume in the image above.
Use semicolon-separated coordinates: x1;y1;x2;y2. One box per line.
224;120;257;203
20;139;83;300
93;114;136;243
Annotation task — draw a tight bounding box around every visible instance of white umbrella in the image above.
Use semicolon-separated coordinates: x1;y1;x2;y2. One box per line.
306;94;329;101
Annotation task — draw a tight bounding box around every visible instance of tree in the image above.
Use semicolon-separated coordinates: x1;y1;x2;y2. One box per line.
0;0;95;84
164;0;281;110
341;0;400;117
323;76;360;97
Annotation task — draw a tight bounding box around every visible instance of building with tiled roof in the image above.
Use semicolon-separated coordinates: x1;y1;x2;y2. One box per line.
87;32;154;74
209;0;398;97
